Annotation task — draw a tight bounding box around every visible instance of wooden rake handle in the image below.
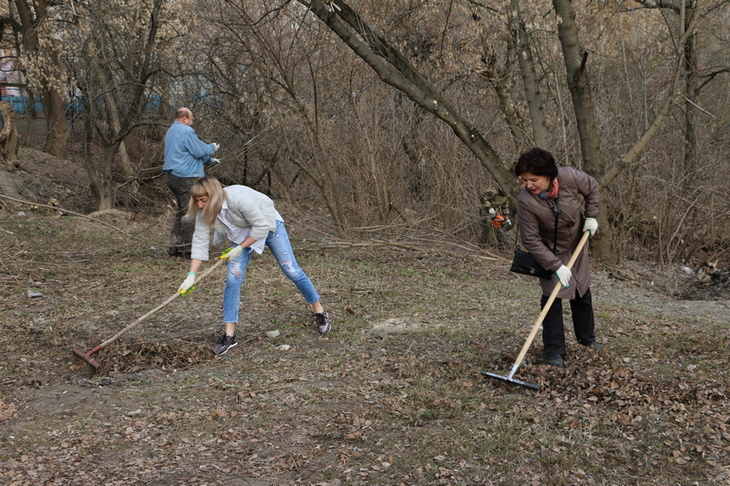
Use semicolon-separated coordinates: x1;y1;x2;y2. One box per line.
96;258;226;349
506;231;591;379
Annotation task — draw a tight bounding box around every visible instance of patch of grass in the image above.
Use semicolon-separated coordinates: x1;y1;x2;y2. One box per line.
1;213;729;485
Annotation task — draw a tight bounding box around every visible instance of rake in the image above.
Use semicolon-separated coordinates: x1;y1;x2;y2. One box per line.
73;259;225;370
482;231;590;391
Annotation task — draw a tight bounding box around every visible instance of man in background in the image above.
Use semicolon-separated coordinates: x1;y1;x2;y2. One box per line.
163;107;220;257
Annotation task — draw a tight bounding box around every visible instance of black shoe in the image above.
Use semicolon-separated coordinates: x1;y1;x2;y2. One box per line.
546;354;565;368
213;334;238;355
314;310;331;335
168;246;192;258
582;342;602;351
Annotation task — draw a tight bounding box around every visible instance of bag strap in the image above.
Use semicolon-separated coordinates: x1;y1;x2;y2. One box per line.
549;196;562;252
516;198;560;252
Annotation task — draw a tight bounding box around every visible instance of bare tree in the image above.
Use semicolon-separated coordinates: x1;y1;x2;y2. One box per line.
297;0;519;209
63;0;170;210
297;0;730;261
508;0;552;150
551;0;604;178
188;1;353;232
633;0;730;169
5;0;69;156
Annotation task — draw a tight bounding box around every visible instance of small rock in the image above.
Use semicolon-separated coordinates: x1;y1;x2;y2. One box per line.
265;330;280;339
27;290;43;298
277;344;291;351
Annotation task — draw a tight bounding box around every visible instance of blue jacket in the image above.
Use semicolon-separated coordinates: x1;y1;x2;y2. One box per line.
162;121;216;177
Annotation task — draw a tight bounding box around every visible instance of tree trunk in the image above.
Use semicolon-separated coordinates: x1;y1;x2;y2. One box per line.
509;0;552;151
0;102;21;162
85;140;120;211
102;89;134;180
552;0;608;259
681;2;698;171
552;0;604;177
41;87;69;157
479;45;527;151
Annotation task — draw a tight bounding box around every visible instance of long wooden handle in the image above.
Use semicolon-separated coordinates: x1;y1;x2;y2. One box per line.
506;231;591;379
97;259;226;349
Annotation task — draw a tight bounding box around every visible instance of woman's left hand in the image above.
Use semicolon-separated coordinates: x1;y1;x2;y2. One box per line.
583;217;598;236
222;244;244;261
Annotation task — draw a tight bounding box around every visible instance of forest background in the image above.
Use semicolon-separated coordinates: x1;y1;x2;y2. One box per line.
0;0;728;268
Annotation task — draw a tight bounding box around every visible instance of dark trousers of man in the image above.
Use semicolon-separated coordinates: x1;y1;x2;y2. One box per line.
166;173;197;257
541;288;595;357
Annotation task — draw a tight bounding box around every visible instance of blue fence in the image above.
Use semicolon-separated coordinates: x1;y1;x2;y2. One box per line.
1;93;212;116
1;96;44;114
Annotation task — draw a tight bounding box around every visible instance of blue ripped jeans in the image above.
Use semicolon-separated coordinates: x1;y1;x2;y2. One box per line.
223;220;320;323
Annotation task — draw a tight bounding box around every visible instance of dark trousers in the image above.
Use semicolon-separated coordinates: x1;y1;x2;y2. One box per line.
166;173;197;255
540;288;596;356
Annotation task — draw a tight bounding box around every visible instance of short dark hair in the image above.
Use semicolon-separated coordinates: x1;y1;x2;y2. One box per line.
514;148;558;179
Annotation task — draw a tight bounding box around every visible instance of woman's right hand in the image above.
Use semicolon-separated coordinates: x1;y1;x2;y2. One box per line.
555;265;572;287
178;272;196;293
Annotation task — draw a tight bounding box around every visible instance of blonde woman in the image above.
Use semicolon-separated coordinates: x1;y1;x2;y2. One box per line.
177;177;331;354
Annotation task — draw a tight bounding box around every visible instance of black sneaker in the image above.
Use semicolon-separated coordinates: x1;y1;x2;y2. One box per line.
315;310;331;335
213;334;238;355
546;354;565;368
168;246;191;259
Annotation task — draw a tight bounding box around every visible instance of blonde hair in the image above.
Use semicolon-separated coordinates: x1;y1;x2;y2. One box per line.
184;177;226;226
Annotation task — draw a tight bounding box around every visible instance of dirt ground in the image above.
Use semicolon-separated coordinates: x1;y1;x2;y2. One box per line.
1;148;729;485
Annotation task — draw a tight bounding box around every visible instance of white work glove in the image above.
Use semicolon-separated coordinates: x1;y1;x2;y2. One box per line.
555;265;572;288
207;158;221;167
583;217;598;236
221;245;244;261
212;142;220;152
178;272;196;293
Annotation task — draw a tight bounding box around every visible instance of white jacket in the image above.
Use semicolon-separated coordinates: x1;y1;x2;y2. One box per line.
190;185;278;261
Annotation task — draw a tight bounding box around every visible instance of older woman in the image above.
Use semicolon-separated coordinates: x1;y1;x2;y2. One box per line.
514;148;600;368
177;177;331;354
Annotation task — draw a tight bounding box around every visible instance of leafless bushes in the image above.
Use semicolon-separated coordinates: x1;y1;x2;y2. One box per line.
183;1;726;267
7;0;728;267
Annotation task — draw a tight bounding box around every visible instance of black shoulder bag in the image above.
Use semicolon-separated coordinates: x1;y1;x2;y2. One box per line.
509;206;558;279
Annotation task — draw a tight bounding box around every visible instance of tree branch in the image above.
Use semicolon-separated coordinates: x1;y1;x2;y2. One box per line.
600;4;702;190
300;0;519;206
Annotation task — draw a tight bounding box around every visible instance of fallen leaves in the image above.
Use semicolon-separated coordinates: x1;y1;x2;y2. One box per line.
0;400;18;421
92;339;216;374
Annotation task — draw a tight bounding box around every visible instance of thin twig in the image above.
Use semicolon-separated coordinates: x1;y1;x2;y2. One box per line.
401;340;416;360
0;193;164;246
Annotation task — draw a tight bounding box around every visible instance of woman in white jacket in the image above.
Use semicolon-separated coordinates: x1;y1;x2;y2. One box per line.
177;177;331;354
